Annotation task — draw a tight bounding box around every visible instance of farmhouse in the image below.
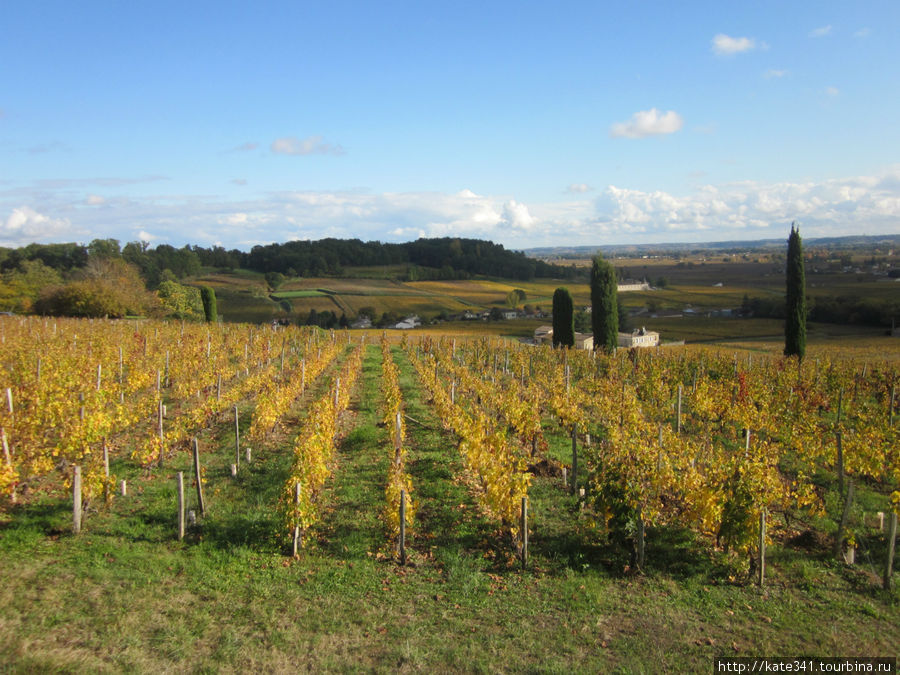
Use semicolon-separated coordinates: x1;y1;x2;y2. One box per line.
617;327;659;348
617;279;651;292
533;326;593;350
534;325;553;344
574;333;593;351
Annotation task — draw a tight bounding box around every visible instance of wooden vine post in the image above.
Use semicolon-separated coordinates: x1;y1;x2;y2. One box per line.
521;496;528;571
885;511;898;591
192;438;205;516
233;405;240;470
676;384;683;434
157;400;165;467
72;465;82;534
292;482;302;556
758;509;766;587
177;471;185;540
399;489;407;566
570;426;578;495
636;506;645;571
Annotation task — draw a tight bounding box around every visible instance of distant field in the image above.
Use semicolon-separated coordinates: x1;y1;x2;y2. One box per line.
190;264;897;342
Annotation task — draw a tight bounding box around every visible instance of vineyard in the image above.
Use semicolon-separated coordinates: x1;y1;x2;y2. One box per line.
0;315;898;671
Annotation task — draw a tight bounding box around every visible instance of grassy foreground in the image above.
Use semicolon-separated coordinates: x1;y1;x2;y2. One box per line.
1;345;898;672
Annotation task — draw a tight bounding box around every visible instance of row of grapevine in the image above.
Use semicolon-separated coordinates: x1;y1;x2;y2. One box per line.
407;339;530;550
279;344;364;552
423;336;898;576
380;338;415;556
0;316;333;507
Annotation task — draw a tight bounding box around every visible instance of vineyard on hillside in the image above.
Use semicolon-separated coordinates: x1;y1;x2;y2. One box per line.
0;315;898;670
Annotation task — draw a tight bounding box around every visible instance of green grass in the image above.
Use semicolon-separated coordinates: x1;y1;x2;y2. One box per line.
3;344;896;671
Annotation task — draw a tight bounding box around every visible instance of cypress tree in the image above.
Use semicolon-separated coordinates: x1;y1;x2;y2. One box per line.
784;223;807;359
552;287;574;348
200;286;217;323
590;256;619;354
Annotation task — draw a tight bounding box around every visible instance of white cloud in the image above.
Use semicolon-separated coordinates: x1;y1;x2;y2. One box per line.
610;109;683;139
3;168;899;249
86;194;106;205
1;206;74;246
853;28;870;39
763;69;788;79
825;86;840;97
390;227;426;239
219;212;249;226
809;25;832;38
711;34;757;56
566;183;592;194
271;135;345;156
501;200;536;230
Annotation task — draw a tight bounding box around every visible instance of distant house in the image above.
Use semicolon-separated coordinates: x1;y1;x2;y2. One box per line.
574;333;593;351
392;315;421;330
617;280;651;292
617;327;659;348
462;310;478;320
350;316;372;329
534;325;553;344
502;310;518;320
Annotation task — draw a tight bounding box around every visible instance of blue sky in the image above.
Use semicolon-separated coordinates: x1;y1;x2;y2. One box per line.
2;0;899;251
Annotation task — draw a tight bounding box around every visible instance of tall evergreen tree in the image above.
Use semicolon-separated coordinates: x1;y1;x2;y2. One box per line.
552;287;574;348
200;286;217;323
590;256;619;354
784;223;807;359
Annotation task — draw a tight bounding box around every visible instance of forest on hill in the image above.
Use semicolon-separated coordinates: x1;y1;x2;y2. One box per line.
0;237;580;319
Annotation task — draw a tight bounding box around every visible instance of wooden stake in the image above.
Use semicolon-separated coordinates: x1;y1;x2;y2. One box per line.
292;482;302;556
1;427;11;468
192;438;205;516
96;363;102;391
120;480;127;496
216;373;222;401
233;405;240;469
521;496;528;570
177;471;185;540
570;426;577;495
758;509;766;587
885;511;897;591
5;387;12;416
836;432;844;497
157;400;165;468
676;384;682;434
73;465;82;534
890;385;895;428
636;506;645;571
103;442;110;500
399;489;407;565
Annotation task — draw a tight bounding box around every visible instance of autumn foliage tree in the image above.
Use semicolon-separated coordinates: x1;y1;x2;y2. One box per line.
35;258;157;318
